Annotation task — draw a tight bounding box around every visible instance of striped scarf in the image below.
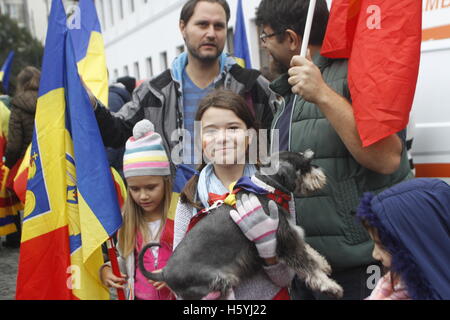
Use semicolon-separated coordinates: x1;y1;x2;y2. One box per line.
195;164;257;215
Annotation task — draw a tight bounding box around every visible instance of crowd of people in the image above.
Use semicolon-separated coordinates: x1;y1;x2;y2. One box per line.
1;0;449;300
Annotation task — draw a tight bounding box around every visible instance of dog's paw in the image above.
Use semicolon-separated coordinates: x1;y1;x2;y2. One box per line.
210;272;239;298
297;167;327;194
320;279;344;299
304;272;344;299
305;243;332;275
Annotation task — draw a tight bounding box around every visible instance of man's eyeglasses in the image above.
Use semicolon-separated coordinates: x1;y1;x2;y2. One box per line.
259;30;285;43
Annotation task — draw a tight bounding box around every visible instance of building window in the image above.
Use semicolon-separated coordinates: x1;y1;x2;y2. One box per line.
130;0;135;13
146;57;154;78
226;27;234;55
134;62;140;80
5;3;26;25
123;65;129;76
160;52;168;72
176;45;185;56
108;0;115;27
119;0;124;19
99;0;106;29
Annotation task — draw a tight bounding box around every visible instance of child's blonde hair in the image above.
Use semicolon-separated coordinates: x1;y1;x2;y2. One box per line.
118;176;173;257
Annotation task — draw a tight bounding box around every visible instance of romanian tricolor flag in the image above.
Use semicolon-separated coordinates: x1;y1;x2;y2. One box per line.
16;0;122;300
161;164;197;245
0;100;21;236
13;147;126;207
233;0;252;68
12;0;120;206
69;0;109;106
0;166;22;236
321;0;422;147
0;51;15;93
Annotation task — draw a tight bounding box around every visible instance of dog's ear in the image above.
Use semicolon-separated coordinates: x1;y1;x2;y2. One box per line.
301;149;315;161
295;150;327;195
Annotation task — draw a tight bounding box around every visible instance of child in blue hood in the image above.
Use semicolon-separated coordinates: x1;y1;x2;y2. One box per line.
357;178;450;300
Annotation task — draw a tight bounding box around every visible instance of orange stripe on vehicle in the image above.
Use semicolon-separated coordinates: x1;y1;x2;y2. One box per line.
423;24;450;41
415;163;450;178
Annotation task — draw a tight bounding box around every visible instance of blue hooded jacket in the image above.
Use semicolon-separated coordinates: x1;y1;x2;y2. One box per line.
357;178;450;300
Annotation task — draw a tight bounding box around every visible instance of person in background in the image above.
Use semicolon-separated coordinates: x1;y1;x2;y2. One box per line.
2;66;40;249
5;66;40;170
87;0;274;172
357;178;450;300
255;0;413;299
107;76;136;178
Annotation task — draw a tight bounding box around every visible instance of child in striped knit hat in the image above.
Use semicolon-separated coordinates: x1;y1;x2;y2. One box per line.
100;119;175;300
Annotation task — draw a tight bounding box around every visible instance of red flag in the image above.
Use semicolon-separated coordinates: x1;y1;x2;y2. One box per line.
321;0;422;147
16;226;77;300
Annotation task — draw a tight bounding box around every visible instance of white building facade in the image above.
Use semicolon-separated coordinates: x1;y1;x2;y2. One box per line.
96;0;271;82
0;0;29;28
0;0;78;44
25;0;51;43
96;0;450;180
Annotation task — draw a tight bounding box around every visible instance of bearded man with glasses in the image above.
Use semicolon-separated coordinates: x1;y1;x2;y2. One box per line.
256;0;412;300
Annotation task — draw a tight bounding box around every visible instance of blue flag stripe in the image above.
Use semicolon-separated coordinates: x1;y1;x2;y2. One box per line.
233;0;252;68
0;51;15;92
65;32;122;236
38;0;67;97
69;234;82;254
69;0;102;63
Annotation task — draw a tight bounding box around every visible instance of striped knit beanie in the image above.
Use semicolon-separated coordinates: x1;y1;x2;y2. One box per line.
123;120;171;178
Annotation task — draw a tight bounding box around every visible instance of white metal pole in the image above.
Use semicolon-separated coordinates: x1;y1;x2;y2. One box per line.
300;0;317;57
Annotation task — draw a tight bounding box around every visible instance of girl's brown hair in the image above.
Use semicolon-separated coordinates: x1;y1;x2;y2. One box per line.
15;66;40;93
180;89;259;208
118;176;173;257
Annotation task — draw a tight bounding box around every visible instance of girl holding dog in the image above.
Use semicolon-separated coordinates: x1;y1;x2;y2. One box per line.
174;89;295;300
99;120;175;300
357;178;450;300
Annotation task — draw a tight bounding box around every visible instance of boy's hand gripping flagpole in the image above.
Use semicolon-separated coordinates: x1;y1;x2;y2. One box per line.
300;0;317;57
106;238;126;300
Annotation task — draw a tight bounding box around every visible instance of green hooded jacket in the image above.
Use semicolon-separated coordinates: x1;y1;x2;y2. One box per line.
269;55;413;271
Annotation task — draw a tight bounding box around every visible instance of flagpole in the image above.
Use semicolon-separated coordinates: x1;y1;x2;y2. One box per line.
106;238;126;300
300;0;317;57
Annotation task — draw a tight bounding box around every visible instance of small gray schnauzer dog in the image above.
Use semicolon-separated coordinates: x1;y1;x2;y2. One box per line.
138;151;343;299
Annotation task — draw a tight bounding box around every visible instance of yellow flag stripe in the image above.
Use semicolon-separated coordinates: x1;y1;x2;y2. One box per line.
77;32;109;106
22;89;68;242
235;58;246;68
78;192;109;263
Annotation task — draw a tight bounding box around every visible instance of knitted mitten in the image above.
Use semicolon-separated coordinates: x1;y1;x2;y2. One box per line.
230;194;279;258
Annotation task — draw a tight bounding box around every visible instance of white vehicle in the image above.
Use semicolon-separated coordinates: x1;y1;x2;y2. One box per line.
410;1;450;183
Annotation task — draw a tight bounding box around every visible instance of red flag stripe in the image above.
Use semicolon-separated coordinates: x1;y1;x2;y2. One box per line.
16;226;77;300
